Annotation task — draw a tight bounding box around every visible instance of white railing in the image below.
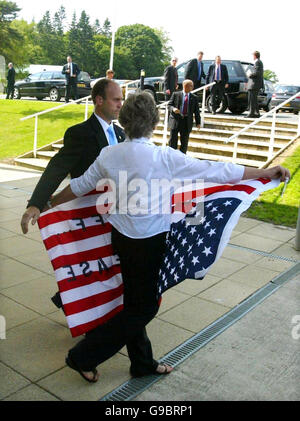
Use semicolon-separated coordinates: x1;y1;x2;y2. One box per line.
120;79;140;99
157;82;216;146
20;96;92;157
225;91;300;167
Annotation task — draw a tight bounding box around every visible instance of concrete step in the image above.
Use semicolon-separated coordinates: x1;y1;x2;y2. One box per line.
14;158;50;171
36;151;57;159
185;151;260;167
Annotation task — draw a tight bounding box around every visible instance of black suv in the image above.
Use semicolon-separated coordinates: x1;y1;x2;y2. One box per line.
142;60;258;114
14;70;91;102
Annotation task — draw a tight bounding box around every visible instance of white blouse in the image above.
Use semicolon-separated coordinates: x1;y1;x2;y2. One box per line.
70;138;245;239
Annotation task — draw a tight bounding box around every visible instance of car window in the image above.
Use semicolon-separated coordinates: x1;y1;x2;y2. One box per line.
78;72;90;82
276;85;300;94
265;81;274;92
222;61;246;78
176;63;186;79
28;73;42;81
40;72;53;80
53;72;64;79
242;63;254;74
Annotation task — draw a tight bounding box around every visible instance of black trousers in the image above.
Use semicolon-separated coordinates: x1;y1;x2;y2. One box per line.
65;80;78;102
6;82;14;99
211;82;225;112
248;89;260;115
68;227;167;375
169;117;190;154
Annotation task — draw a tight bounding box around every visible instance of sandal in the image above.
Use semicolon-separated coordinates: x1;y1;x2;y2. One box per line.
65;356;99;383
156;363;173;375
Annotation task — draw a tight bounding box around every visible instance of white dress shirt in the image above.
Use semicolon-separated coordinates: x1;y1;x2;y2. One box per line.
94;112;118;145
70;138;245;239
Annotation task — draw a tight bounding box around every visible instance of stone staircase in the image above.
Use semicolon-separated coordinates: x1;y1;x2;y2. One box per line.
14;113;299;171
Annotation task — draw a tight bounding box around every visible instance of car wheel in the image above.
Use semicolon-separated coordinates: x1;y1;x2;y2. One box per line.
293;110;299;115
228;104;248;115
49;88;61;102
144;88;158;103
14;88;21;99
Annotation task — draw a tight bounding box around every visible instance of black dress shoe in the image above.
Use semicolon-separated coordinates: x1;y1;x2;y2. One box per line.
244;114;255;118
51;291;63;308
254;114;261;118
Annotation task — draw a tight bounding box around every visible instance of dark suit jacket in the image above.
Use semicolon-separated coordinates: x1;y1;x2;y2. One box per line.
206;63;229;87
184;59;206;84
7;67;15;84
168;91;200;133
163;65;178;93
27;113;125;211
62;62;81;84
248;59;264;90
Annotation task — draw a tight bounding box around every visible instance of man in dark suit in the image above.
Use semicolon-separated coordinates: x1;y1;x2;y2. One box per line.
206;56;229;114
62;55;81;103
184;51;206;90
6;63;15;99
163;57;178;100
245;51;264;118
21;78;125;305
168;79;201;154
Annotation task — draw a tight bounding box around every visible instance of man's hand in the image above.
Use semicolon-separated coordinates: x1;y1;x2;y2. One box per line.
264;165;291;182
20;206;40;234
173;108;181;114
196;124;201;129
225;84;229;89
166;89;171;95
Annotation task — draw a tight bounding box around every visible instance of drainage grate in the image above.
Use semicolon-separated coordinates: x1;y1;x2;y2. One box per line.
100;261;299;401
228;243;299;263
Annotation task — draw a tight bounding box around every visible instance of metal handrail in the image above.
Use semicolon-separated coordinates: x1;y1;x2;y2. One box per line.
158;82;216;146
225;90;300;165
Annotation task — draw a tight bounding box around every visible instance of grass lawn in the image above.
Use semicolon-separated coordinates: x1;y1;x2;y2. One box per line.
243;145;300;228
0;99;94;160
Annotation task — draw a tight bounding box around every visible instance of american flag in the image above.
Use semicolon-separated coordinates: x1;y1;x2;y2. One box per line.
38;178;279;337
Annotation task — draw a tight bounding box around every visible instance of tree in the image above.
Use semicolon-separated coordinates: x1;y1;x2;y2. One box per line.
153;27;173;67
264;69;279;84
101;18;111;37
0;1;22;59
115;24;165;78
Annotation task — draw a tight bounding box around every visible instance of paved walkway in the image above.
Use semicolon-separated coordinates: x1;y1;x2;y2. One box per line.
0;164;299;401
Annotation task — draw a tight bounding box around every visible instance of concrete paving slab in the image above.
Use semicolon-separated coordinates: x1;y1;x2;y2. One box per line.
172;275;222;296
207;257;246;278
158;297;230;333
222;246;263;264
1;275;58;316
197;278;259;308
0;235;42;258
235;217;262;232
0;196;28;210
0;186;30;198
255;256;295;272
0;317;76;381
0;362;30;400
38;353;130;401
157;289;191;316
0;209;23;224
46;310;68;329
227;265;280;289
0;257;47;290
246;222;296;242
0;165;41;183
272;243;300;261
0;294;40;330
0;227;16;240
3;384;60;401
14;249;54;275
134;275;300;401
230;232;283;253
0;217;39;234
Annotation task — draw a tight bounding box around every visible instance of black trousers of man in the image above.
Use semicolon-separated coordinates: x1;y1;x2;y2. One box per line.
68;227;167;376
248;89;260;116
6;82;14;99
169;117;190;154
65;80;78;102
211;81;225;112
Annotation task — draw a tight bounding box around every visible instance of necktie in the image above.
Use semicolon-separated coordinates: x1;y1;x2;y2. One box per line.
198;61;202;80
216;65;220;81
107;125;117;145
182;94;188;115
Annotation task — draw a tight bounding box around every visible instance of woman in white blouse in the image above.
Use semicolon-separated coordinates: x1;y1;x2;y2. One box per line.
48;92;290;383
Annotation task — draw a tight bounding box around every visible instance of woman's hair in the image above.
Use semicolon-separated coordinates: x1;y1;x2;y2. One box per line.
119;92;160;140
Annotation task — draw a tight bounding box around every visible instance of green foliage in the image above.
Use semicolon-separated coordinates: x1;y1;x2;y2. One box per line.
1;6;173;80
264;69;279;84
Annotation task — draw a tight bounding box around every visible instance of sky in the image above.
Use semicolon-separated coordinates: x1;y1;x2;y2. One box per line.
15;0;300;84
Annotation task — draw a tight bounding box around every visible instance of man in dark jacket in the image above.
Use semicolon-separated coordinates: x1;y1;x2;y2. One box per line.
6;63;15;99
163;57;178;100
206;56;229;114
184;51;206;90
62;55;81;102
245;51;264;118
168;79;201;154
